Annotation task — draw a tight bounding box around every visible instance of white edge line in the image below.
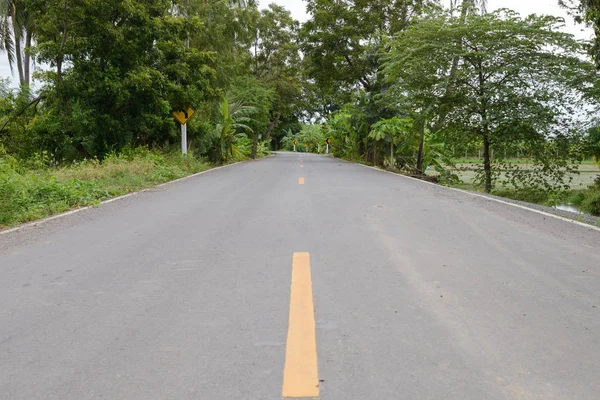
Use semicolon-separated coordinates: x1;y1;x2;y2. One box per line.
0;161;245;236
352;161;600;234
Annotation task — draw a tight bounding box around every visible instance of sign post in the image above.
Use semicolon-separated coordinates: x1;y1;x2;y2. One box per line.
172;107;196;156
293;140;297;152
181;123;187;155
326;138;331;154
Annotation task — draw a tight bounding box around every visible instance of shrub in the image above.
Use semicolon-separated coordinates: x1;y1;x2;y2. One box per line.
581;191;600;216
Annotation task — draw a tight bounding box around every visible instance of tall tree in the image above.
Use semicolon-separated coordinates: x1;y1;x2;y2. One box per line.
28;0;216;159
382;9;594;192
229;75;274;158
252;4;302;146
559;0;600;65
0;0;34;87
300;0;437;100
450;0;487;13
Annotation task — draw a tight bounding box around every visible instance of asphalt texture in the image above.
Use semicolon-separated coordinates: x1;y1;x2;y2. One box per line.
1;152;600;400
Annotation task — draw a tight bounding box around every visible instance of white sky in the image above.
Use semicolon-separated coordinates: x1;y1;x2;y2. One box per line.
258;0;592;38
0;1;592;85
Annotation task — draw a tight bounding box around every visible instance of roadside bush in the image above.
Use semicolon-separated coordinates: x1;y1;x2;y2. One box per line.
581;191;600;216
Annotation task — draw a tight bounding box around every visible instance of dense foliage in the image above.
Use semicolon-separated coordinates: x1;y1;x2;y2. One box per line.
0;0;303;162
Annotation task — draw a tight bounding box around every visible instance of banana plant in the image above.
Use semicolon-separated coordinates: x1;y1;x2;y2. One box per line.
212;97;256;164
369;117;414;170
280;129;296;151
295;124;325;153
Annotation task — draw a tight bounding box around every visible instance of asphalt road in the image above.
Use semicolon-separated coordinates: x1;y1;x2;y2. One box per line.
1;152;600;400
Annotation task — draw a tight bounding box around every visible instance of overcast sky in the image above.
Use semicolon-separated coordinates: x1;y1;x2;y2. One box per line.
258;0;592;37
0;1;592;85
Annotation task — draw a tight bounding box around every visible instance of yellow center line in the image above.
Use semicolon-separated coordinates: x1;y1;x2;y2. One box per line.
282;253;319;398
300;165;304;168
299;177;305;185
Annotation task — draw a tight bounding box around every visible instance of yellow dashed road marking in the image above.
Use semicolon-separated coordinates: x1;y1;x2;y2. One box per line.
282;253;319;398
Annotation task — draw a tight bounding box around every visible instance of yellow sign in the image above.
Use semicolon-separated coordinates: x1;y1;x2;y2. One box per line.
292;140;297;145
326;138;331;145
172;107;196;125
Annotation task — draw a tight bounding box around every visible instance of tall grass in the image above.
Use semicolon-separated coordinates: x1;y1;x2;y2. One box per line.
0;148;211;228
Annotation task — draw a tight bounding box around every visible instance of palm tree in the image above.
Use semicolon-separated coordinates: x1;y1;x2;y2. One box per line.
450;0;488;14
0;0;34;87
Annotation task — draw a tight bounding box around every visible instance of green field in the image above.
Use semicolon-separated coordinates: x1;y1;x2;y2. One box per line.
423;159;600;216
431;160;600;189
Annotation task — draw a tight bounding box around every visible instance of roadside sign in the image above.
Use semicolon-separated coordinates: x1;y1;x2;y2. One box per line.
292;140;297;146
326;138;331;145
172;107;196;156
172;107;196;125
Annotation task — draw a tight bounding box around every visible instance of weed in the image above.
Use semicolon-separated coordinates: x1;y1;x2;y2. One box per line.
0;148;212;228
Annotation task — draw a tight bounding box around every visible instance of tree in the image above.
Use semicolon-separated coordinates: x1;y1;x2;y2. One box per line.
383;9;594;192
0;0;34;87
559;0;600;65
252;4;302;147
229;75;274;158
586;125;600;163
28;0;216;159
191;0;256;92
300;0;438;103
450;0;487;13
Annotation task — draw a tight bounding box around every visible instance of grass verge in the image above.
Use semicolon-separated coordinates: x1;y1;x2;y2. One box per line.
0;148;218;229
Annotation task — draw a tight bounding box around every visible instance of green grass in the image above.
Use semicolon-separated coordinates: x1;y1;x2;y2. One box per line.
447;162;600;189
452;158;598;166
447;159;598;185
0;148;214;229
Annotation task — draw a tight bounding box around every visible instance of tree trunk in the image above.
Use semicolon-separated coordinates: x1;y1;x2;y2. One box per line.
12;6;24;86
373;141;377;166
416;120;426;173
483;134;492;193
265;111;280;144
24;31;31;86
75;141;92;160
433;2;472;132
56;23;69;84
57;58;63;82
251;133;259;159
